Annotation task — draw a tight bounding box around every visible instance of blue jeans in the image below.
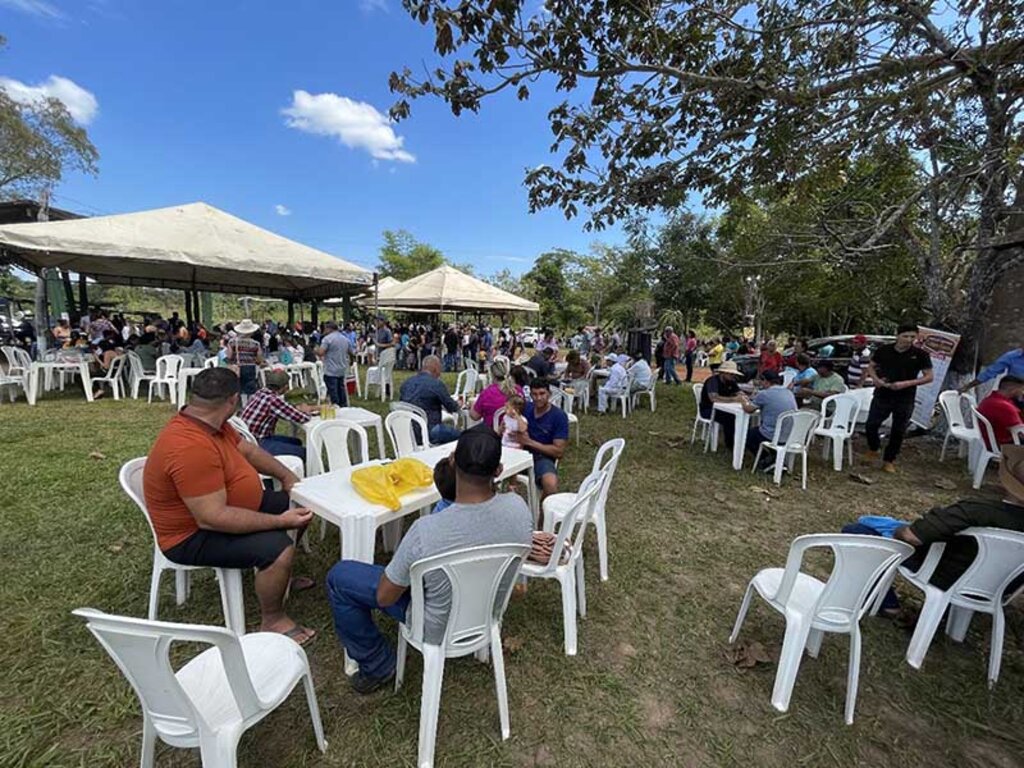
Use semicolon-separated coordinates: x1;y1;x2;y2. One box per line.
326;561;410;679
663;356;681;383
841;523;900;611
534;455;558;486
259;435;305;459
324;375;349;407
429;423;461;444
443;352;458;372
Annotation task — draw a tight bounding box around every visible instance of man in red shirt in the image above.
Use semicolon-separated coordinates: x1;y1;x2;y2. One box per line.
661;326;681;384
977;376;1024;450
144;368;316;644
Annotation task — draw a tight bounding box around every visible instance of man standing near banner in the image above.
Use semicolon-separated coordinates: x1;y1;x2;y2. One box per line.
864;325;934;473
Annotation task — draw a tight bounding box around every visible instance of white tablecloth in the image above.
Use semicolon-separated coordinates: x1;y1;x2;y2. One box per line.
290;443;536;564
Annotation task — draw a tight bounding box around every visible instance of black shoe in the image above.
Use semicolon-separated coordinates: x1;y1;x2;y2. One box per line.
350;669;395;695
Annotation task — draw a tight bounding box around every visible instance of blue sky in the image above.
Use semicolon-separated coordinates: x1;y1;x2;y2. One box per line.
0;0;624;275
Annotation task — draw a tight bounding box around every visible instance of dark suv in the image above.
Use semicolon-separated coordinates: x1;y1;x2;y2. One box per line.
731;334;896;381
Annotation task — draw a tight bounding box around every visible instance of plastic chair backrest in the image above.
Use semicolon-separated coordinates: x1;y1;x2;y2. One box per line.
590;438;625;517
534;473;603;576
72;608;262;736
309;419;369;474
405;543;530;649
775;534;913;625
119;457;158;543
770;409;818;448
692;382;703;409
385;410;429;457
226;415;258;444
454;369;469;398
203;356;219;369
1;346;18;371
103;355;127;382
948;528;1024;607
971;406;1000;454
126;351;144;379
13;346;32;370
156;355;183;379
819;393;859;435
938;390;967;430
782;369;797;387
492;406;506;431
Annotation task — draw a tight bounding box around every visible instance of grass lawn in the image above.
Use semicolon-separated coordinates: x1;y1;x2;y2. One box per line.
2;372;1024;768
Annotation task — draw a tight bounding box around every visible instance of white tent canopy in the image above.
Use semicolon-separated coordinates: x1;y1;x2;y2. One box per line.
373;265;539;313
325;275;401;306
0;202;373;300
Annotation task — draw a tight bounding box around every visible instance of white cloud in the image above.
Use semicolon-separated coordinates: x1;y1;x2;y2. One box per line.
274;204;292;216
0;75;98;124
282;90;415;163
359;0;387;11
0;0;64;18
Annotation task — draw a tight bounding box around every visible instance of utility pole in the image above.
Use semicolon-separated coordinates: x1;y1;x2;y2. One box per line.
34;189;51;356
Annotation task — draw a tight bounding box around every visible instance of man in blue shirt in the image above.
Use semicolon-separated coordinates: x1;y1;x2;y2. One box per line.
516;379;569;502
317;321;351;406
398;355;461;444
742;370;798;467
960;345;1024;400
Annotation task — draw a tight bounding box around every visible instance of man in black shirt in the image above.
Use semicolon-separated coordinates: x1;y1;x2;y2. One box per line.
864;324;934;472
526;347;556;379
698;360;749;450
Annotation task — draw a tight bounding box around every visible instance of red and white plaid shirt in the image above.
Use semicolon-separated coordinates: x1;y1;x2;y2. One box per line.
240;387;312;440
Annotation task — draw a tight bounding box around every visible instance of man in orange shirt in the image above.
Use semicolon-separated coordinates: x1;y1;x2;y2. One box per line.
143;368;316;644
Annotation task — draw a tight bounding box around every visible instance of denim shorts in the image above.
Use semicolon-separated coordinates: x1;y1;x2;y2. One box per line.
533;456;558;485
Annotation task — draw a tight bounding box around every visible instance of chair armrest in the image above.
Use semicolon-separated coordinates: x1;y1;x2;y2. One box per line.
902;541;946;583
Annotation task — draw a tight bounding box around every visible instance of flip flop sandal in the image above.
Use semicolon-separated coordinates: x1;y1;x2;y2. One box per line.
289;576;316;593
282;625;316;647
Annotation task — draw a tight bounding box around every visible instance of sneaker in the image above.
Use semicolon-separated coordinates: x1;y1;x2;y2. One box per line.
862;449;881;462
350;669;395;695
882;462;897;474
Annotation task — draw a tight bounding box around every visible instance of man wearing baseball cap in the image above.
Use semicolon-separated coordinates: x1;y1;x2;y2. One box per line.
847;334;871;388
326;427;533;694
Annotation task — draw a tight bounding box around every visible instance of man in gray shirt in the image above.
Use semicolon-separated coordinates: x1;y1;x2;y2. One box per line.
317;321;351;406
326;428;533;694
742;369;798;466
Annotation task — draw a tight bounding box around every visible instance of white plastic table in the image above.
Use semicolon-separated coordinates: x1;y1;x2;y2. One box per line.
26;360;94;405
290;443;536;564
299;406;387;462
711;401;752;470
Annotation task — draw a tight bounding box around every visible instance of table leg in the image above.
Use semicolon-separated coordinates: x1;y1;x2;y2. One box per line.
374;423;387;460
339;516;379;676
732;412;748;470
80;363;94;402
26;366;39;406
527;466;539;525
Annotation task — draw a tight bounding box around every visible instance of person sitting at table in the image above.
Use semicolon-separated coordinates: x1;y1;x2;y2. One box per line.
525;346;557;379
698;360;748;451
399;355;462;444
787;353;817;390
597;354;630;413
517;378;570;502
563;349;590;383
469;358;522;429
742;370;798;468
51;318;71;344
240;369;320;459
794;359;846;404
757;340;784;377
144;368;316;645
628;351;653;394
977;375;1024;450
90;331;124;399
325;428;533;693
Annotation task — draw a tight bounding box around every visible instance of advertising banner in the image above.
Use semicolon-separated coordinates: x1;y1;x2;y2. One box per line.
912;326;961;428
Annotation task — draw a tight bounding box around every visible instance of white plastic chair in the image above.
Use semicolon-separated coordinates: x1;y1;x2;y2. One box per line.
729;534;913;724
938;390;977;462
119;458;246;633
969;407;1003;489
900;527;1024;687
203;355;219;369
395;544;530;768
550;385;580;444
751;410;820;489
93;355;127;400
521;474;603;655
631;375;657;412
690;382;713;444
0;369;26;402
73;608;327;768
2;345;30;378
149;354;184;404
542;438;625;582
365;359;395;401
453;368;479;400
307;419;371;543
849;386;875;426
227;415;258;445
812;393;861;471
127;351;159;399
385;409;430;458
782;369;797;388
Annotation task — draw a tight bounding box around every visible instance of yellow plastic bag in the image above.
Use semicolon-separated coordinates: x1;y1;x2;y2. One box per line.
350;458;434;511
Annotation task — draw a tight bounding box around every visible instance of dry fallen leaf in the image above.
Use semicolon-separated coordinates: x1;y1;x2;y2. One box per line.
713;492;728;504
89;451;107;460
617;642;638;658
933;478;957;490
108;542;124;553
503;636;525;654
726;641;773;669
849;473;874;485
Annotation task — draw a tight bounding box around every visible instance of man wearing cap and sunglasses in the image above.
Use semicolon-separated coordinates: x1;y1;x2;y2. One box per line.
847;334;872;388
325;427;533;694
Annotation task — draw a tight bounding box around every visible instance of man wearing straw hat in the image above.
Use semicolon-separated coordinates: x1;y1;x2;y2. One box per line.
225;318;264;396
698;359;749;451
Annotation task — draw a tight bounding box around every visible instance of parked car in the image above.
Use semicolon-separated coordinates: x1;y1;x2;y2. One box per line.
731;334;896;381
520;326;539;346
